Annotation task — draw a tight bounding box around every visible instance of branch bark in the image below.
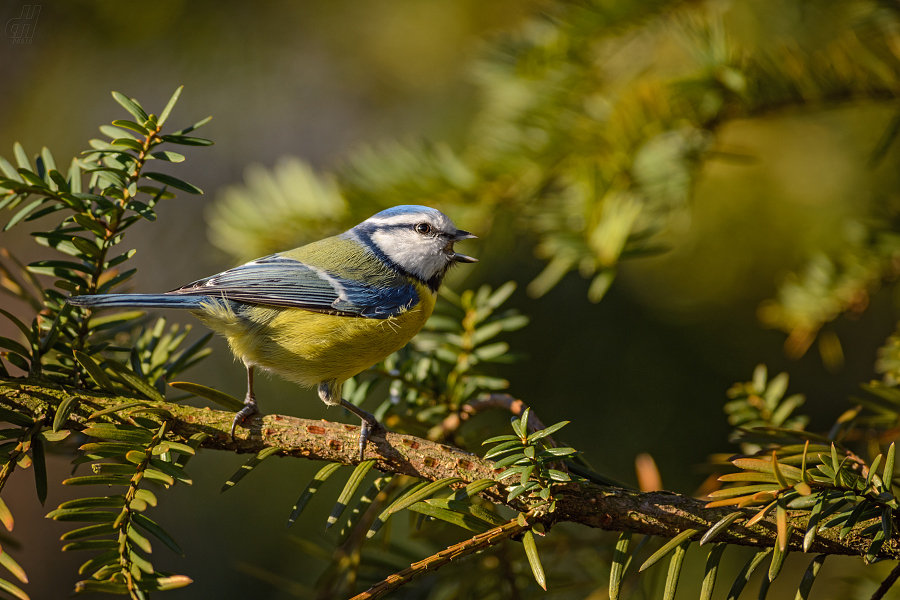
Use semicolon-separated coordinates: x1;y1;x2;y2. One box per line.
2;377;898;561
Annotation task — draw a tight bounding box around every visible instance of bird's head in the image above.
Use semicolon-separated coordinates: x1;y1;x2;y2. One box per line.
351;205;477;289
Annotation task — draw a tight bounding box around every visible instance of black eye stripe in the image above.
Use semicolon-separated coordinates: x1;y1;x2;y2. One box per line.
369;223;424;231
356;221;452;241
364;222;446;236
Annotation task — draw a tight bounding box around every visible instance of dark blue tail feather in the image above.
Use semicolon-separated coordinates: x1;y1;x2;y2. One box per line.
66;294;207;310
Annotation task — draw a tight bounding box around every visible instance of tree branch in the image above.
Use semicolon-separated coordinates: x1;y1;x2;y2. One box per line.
3;377;898;561
871;562;900;600
433;393;550;441
350;519;529;600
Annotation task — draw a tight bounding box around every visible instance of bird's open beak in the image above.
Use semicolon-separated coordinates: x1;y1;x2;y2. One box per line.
448;229;478;263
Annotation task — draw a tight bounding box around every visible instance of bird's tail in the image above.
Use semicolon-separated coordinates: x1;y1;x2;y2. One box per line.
67;294;206;310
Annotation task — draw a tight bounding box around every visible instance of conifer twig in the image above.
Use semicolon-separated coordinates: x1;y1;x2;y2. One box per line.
349;519;529;600
434;393;549;441
871;562;900;600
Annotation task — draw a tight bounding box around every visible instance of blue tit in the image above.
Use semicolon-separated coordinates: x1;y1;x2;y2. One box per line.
67;205;477;458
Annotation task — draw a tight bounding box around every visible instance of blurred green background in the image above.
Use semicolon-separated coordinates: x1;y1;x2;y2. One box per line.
3;0;900;598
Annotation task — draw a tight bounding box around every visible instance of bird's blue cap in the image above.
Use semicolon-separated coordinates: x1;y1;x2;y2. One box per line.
370;205;438;219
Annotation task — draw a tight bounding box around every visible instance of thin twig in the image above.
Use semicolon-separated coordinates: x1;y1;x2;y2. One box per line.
434;393;550;441
349;519;529;600
871;562;900;600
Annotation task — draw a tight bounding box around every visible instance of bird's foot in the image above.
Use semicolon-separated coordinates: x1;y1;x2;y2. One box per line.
340;399;385;461
230;395;260;438
358;416;384;461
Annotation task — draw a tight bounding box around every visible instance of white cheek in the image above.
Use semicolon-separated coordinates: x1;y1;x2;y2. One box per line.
371;231;447;281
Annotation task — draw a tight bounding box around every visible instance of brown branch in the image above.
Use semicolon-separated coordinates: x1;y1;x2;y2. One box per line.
433;393;549;440
3;377;900;561
871;562;900;600
349;519;529;600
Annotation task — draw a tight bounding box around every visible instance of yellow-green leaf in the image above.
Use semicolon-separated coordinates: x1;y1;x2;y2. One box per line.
522;529;546;591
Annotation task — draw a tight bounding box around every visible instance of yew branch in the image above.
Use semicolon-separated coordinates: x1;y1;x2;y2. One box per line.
2;377;899;561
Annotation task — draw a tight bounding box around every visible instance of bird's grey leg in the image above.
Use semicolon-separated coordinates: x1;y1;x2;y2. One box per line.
318;381;384;460
231;365;260;437
340;399;384;461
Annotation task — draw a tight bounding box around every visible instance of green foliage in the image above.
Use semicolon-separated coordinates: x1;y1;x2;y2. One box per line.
712;365;900;552
483;411;575;504
759;216;900;361
49;420;200;598
724;364;809;454
221;446;282;493
0;402;202;600
208;158;348;263
367;281;529;440
693;359;900;596
0;88;213;599
0;86;212;394
0;406;50;600
605;353;900;599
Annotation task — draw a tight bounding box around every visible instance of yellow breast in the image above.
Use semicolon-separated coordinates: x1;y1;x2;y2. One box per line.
193;282;436;388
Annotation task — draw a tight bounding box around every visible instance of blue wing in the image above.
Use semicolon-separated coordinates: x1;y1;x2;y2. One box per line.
167;254;418;319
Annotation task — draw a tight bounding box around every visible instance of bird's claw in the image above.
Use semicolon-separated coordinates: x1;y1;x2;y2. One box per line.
340;398;385;461
230;396;259;438
357;417;386;461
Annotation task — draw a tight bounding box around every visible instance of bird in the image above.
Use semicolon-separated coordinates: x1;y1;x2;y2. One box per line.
67;205;477;458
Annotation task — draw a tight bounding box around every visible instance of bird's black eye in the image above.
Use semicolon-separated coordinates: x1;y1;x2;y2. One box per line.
414;223;432;235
